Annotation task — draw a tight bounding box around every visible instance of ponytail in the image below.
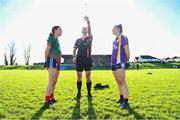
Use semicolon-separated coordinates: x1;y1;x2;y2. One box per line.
49;32;54;37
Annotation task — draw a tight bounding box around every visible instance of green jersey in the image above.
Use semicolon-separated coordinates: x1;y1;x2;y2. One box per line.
47;36;62;60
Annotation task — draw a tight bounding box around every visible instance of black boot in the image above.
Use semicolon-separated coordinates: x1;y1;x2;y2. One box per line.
120;98;130;110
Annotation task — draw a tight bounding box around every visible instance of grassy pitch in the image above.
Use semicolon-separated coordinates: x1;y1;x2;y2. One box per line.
0;69;180;119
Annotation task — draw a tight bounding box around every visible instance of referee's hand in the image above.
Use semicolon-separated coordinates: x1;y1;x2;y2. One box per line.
73;57;77;64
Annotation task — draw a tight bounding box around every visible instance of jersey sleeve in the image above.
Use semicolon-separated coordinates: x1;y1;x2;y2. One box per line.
47;37;55;47
121;35;129;47
73;39;79;49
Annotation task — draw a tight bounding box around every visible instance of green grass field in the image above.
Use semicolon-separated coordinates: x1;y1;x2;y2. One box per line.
0;69;180;119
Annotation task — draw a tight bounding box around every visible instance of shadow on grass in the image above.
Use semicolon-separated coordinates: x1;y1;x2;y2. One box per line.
71;100;81;119
31;105;47;119
128;106;144;119
71;99;97;120
88;99;97;119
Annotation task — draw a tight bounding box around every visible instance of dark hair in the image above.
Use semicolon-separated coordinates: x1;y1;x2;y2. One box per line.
49;26;60;37
115;24;123;33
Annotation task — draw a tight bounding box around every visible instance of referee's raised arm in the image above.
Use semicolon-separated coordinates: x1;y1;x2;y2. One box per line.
84;16;93;39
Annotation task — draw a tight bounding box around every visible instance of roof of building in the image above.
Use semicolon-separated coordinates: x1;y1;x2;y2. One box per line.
140;55;159;59
135;57;139;60
172;56;180;59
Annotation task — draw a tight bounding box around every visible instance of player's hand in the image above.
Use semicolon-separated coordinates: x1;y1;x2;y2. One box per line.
73;57;77;64
44;61;47;68
127;62;130;68
84;16;90;22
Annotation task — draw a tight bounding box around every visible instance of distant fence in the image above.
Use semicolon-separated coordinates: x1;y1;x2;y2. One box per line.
0;62;180;70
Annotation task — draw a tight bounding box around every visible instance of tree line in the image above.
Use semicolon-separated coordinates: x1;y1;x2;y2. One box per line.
4;41;31;66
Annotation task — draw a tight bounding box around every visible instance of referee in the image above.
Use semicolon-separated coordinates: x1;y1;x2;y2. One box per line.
73;16;93;100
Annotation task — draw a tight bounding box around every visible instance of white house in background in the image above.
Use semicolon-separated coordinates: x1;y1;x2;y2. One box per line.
162;56;180;62
162;57;170;62
173;56;180;62
134;55;161;62
134;57;140;62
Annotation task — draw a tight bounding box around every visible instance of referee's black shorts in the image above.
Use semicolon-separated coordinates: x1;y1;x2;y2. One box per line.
76;57;93;72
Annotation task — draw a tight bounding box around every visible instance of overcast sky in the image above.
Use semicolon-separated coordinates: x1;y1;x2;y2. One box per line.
0;0;180;65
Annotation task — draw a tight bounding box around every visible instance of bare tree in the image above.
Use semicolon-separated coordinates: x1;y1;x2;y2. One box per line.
4;53;8;66
24;45;31;65
8;41;16;65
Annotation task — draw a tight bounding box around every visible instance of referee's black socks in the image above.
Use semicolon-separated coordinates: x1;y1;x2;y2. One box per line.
86;81;92;94
77;81;82;94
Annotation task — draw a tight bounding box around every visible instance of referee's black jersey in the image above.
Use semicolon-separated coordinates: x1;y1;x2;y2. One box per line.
74;36;93;59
